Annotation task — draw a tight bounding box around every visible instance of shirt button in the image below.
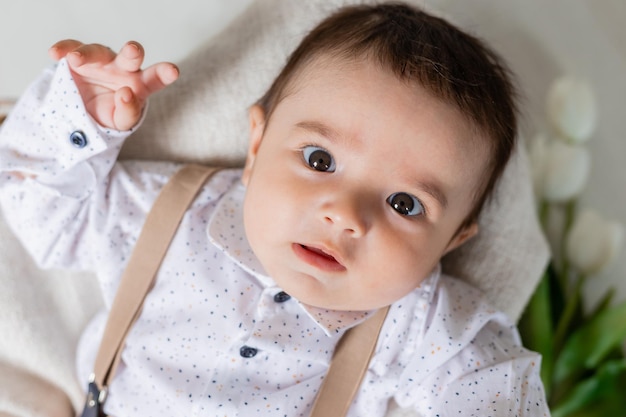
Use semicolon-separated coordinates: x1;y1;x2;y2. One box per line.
273;291;291;303
239;346;258;358
70;130;88;148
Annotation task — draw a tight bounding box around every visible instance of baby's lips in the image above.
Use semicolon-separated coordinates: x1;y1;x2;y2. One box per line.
293;243;347;272
306;245;339;262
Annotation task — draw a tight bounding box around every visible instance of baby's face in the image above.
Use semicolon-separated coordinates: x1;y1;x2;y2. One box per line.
241;58;488;311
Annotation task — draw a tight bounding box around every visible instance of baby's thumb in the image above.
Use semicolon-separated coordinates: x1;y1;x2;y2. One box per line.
113;87;143;131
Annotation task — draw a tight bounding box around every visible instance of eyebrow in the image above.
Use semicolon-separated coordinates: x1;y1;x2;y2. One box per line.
415;180;448;210
295;120;449;210
295;121;339;142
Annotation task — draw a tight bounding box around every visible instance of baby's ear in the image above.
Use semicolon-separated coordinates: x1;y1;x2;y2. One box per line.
242;105;266;186
444;222;479;255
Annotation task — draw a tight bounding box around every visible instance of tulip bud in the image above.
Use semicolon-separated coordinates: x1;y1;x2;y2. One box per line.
540;140;590;202
566;209;624;276
546;76;598;143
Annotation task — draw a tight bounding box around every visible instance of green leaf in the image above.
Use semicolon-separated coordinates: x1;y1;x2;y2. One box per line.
553;300;626;384
518;271;554;393
551;359;626;417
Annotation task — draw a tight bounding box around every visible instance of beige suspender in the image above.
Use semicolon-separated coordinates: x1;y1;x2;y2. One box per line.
310;305;389;417
82;164;389;417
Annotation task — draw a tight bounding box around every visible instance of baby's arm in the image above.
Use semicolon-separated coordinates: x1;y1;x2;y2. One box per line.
0;41;179;272
48;40;178;130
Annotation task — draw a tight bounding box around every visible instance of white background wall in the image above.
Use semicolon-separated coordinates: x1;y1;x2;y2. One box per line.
1;0;625;307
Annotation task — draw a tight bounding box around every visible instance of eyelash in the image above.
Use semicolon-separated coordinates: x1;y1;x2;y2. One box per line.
299;144;426;218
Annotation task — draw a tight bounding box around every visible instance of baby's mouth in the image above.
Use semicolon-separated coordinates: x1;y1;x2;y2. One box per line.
306;245;337;261
293;243;346;272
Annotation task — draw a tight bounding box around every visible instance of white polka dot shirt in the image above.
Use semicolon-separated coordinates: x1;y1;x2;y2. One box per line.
0;60;550;417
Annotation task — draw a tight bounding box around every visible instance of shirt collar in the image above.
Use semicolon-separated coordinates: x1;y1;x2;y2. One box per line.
207;178;441;336
207;180;272;285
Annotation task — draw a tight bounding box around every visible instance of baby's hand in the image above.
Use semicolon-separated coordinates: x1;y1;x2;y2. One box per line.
49;40;179;131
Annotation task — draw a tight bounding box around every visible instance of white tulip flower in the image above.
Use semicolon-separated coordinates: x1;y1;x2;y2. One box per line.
546;76;598;143
533;138;590;202
566;209;624;276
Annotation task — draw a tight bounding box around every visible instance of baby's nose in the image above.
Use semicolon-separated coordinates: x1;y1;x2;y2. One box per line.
320;194;370;237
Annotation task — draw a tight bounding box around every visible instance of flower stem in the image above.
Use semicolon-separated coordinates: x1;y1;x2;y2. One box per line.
553;273;586;354
558;199;578;296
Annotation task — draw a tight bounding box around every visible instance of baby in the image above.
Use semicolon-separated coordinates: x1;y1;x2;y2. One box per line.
0;3;549;417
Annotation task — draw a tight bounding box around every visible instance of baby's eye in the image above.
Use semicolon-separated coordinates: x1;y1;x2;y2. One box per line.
302;146;336;172
387;192;425;217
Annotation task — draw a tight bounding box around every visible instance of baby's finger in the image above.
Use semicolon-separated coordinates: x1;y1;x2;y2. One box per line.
66;43;116;69
113;87;143;131
142;62;180;96
115;41;145;73
48;39;83;60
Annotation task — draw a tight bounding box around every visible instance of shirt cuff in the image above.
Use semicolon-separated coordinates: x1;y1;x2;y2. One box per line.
38;58;134;168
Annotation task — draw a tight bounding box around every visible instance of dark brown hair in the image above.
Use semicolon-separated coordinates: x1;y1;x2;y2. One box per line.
257;2;518;227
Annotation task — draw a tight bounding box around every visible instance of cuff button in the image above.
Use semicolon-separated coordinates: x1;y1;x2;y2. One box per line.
70;130;88;148
239;346;258;358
